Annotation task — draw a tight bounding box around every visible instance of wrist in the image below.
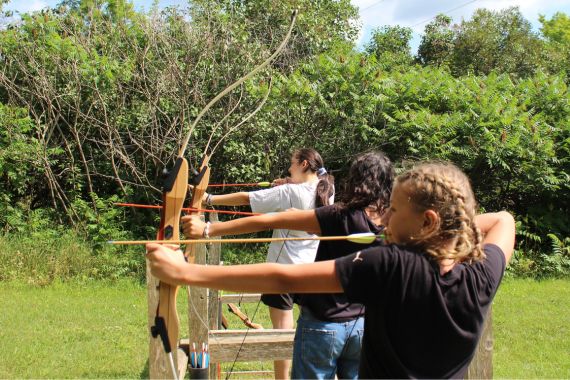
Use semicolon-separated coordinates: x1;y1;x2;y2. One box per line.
206;193;213;206
202;221;211;238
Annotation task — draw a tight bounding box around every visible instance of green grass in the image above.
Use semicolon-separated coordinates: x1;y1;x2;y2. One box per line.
0;280;149;378
493;278;570;378
0;278;568;378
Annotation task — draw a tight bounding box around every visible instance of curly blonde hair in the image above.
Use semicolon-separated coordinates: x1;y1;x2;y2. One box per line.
396;162;485;263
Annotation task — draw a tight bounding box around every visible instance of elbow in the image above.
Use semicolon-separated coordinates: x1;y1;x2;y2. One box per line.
499;211;516;229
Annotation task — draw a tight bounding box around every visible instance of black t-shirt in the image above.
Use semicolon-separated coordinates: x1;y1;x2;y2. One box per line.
335;243;506;379
296;204;383;322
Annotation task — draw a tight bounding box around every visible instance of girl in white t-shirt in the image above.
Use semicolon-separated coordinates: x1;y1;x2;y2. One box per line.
185;148;334;379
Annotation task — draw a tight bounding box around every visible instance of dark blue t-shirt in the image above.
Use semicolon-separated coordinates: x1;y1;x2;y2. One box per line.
335;243;506;378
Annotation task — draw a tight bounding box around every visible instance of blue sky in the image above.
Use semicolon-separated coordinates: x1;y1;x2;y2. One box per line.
6;0;570;52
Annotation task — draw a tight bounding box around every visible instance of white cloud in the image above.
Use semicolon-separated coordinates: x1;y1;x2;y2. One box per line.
6;0;51;13
353;0;570;50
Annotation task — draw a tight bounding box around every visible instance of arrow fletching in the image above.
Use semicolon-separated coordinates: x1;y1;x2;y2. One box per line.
345;232;379;244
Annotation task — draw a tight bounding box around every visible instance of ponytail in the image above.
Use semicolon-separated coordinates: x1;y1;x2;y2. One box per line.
292;148;335;207
316;170;335;207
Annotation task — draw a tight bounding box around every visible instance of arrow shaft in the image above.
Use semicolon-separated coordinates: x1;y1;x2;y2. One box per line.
114;203;260;216
110;234;379;245
208;182;269;188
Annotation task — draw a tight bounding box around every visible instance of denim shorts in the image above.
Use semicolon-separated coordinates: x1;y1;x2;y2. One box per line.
291;307;364;380
260;293;294;310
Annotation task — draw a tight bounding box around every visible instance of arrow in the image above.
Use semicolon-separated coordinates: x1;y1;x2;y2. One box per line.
208;181;271;188
114;202;260;216
109;232;382;246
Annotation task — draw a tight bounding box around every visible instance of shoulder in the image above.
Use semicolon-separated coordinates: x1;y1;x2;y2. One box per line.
250;183;307;199
469;244;507;285
315;204;367;230
334;244;425;302
316;204;342;218
276;182;318;195
336;244;422;274
483;244;506;269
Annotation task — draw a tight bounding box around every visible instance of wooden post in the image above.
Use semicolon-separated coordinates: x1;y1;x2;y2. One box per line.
186;216;210;371
180;212;295;377
147;262;173;379
207;212;222;379
465;306;493;379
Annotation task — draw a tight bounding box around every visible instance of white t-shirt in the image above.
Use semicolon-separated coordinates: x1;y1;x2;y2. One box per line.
248;182;334;264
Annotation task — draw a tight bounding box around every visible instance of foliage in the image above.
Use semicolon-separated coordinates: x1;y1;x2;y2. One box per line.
0;1;569;278
364;25;413;69
540;12;570;44
264;53;570;273
0;232;144;285
0;104;43;232
538;12;570;79
417;14;454;67
451;7;544;77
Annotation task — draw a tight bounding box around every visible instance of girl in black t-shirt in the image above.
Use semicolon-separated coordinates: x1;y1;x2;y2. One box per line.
182;151;394;379
147;162;516;379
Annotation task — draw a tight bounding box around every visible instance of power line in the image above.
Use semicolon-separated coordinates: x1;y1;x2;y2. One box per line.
360;0;389;12
411;0;480;27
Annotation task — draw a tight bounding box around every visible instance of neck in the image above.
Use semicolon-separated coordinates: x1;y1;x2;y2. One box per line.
438;238;459;275
294;172;319;184
439;259;456;275
364;206;383;226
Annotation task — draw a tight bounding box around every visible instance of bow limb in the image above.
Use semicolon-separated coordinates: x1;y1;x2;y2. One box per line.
227;303;264;329
184;154;212;365
148;157;188;380
179;9;299;159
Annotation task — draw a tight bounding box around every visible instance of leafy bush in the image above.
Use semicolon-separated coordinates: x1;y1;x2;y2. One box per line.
0;2;568;279
0;232;144;285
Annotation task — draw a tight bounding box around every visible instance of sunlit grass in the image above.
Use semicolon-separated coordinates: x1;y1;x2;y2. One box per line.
0;278;568;378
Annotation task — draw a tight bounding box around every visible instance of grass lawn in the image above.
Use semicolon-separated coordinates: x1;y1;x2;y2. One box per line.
493;277;570;378
0;277;568;378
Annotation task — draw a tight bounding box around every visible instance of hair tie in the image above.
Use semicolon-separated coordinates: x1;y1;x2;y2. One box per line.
317;167;327;176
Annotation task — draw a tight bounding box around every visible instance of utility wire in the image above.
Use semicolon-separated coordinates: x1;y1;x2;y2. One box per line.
411;0;480;27
360;0;388;12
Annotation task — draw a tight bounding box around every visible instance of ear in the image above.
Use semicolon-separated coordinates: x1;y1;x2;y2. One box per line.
421;209;440;235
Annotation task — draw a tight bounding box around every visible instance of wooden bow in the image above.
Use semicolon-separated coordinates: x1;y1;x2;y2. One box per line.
148;154;210;380
148;157;189;380
146;9;299;380
227;303;263;329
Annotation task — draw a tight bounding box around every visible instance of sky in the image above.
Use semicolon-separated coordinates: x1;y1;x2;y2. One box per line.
5;0;570;52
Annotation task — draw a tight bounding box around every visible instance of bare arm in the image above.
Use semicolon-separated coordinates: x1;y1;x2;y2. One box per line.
146;243;342;293
475;211;516;263
207;191;250;206
182;209;321;238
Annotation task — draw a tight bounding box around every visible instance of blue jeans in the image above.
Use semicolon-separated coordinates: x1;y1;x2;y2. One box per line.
291;307;364;379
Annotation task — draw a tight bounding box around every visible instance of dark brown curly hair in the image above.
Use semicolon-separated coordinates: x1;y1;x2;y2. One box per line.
338;151;394;214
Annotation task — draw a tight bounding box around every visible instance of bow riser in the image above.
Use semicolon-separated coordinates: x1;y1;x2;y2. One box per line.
148;157;188;379
185;155;211;264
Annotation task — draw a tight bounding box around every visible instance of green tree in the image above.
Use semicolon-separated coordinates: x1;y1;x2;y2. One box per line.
417;14;454;67
540;12;570;44
365;25;413;69
189;0;360;69
452;7;544;77
539;12;570;78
